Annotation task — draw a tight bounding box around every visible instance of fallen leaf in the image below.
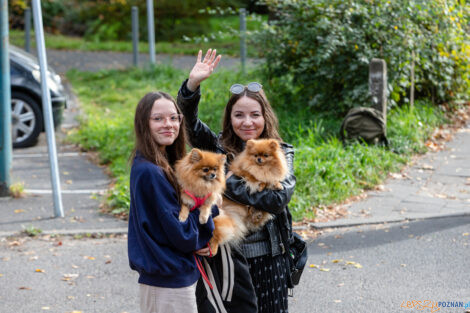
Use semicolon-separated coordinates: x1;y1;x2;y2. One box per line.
463;233;469;236
401;264;407;267
41;307;50;310
14;209;25;213
29;256;38;261
354;263;363;269
65;180;73;184
62;274;79;281
19;286;31;290
71;264;79;269
86;275;96;279
332;259;343;263
337;283;344;287
84;256;95;260
309;264;317;268
420;164;434;170
334;300;342;303
0;273;3;277
35;269;45;273
105;260;112;264
63;171;70;175
319;268;330;272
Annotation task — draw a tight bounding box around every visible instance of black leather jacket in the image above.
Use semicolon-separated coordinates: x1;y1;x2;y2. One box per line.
177;79;296;258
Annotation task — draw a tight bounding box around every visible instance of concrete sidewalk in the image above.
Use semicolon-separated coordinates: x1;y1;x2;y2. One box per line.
312;121;470;229
0;135;128;237
0;80;128;237
44;49;261;75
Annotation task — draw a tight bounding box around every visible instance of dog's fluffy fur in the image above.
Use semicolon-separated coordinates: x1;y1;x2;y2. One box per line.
175;148;226;224
209;139;288;255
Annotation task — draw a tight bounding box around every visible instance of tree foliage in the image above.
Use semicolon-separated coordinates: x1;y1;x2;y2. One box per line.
256;0;470;115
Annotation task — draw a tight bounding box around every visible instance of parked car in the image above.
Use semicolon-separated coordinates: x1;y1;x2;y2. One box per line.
9;45;67;148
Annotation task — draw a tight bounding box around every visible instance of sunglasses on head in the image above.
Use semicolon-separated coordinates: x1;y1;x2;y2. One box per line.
229;82;263;95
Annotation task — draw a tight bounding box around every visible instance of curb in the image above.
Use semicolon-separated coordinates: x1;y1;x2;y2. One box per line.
0;228;128;238
310;211;470;229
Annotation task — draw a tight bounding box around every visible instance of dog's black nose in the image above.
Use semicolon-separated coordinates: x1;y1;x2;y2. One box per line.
209;173;216;179
257;158;263;164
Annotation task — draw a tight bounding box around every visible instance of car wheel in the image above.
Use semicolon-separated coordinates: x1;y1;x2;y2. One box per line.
11;91;43;148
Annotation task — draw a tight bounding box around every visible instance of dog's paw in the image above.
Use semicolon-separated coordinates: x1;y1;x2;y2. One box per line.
199;214;209;224
252;211;264;223
274;182;284;190
178;209;189;222
257;182;266;191
209;239;219;256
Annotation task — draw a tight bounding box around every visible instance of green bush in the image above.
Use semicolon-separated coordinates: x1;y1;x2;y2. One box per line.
256;0;470;115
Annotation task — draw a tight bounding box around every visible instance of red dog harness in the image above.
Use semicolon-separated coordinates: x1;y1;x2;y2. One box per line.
183;190;212;211
183;190;214;289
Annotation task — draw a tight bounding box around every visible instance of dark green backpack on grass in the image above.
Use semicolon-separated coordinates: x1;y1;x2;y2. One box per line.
340;107;389;146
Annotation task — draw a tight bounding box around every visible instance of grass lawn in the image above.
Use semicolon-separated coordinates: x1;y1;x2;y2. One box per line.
66;66;447;221
10;15;264;57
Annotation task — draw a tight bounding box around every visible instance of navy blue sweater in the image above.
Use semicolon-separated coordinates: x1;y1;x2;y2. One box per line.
128;154;215;288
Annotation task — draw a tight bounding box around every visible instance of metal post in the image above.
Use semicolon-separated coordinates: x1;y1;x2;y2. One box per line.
0;0;12;197
146;0;155;65
132;6;139;66
24;7;31;52
32;0;64;217
410;50;415;108
239;8;247;74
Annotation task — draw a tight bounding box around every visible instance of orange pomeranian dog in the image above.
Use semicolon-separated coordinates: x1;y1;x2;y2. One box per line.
175;148;226;224
209;139;288;255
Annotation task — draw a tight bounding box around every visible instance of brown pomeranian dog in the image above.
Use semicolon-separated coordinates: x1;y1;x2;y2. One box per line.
175;148;226;224
209;139;288;255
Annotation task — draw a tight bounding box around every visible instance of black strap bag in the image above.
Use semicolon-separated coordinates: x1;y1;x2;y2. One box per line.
288;232;308;286
340;107;389;146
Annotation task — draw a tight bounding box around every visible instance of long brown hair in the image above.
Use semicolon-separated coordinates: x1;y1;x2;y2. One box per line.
220;88;282;156
131;91;186;194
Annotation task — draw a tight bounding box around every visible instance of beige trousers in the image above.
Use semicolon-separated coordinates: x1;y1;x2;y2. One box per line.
139;282;197;313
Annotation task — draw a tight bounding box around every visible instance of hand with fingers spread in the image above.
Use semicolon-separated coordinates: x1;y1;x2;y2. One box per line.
187;49;222;92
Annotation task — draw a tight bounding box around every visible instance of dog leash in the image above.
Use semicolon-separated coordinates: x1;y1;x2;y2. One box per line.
194;244;213;289
184;190;214;289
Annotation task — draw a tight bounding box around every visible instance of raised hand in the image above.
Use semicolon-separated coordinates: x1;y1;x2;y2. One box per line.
187;49;222;92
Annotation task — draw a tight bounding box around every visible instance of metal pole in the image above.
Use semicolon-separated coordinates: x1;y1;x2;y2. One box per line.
0;0;12;197
31;0;64;217
239;8;247;74
24;7;31;52
132;6;139;66
146;0;155;65
410;50;415;108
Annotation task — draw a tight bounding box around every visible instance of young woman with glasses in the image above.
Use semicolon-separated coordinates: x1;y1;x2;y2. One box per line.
127;91;218;313
177;49;297;313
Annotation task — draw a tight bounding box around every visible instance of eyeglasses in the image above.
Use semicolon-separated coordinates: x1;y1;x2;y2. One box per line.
150;114;183;125
229;82;263;95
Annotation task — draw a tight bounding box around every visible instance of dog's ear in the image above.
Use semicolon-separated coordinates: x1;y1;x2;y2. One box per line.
246;139;255;150
269;140;279;151
190;148;202;163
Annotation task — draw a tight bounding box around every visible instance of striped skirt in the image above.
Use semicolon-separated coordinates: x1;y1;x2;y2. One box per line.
247;253;289;313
